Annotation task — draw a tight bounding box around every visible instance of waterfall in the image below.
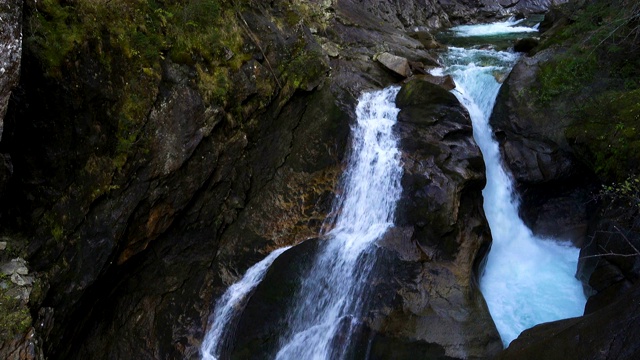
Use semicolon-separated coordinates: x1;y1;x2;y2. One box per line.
438;23;586;346
200;87;403;359
201;247;290;360
274;86;402;359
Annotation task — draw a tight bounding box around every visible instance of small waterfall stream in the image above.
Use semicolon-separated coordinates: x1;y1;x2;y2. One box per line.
275;86;402;359
201;247;291;360
201;87;402;359
438;20;586;345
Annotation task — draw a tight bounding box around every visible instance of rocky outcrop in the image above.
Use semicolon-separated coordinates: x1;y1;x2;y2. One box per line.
489;48;595;243
376;52;413;78
438;0;568;24
228;79;500;360
378;78;500;359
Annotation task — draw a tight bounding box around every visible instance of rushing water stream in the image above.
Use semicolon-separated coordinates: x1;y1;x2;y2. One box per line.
201;18;587;359
438;19;586;346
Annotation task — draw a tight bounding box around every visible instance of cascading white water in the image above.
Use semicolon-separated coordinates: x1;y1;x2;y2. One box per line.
438;22;587;346
274;87;403;359
200;87;403;360
451;18;538;37
201;246;290;360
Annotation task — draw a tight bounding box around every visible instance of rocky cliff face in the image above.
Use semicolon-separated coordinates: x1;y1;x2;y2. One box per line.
0;0;561;359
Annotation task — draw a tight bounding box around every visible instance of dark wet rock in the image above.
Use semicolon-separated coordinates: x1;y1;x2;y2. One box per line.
513;37;540;53
576;202;640;315
489;49;594;247
517;182;594;245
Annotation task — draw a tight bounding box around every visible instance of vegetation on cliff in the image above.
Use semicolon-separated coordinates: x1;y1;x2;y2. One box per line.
533;0;640;182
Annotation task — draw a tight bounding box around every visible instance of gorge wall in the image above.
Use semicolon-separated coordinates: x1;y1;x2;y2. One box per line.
0;0;578;359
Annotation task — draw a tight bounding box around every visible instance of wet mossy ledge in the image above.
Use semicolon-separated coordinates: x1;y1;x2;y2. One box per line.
9;0;332;251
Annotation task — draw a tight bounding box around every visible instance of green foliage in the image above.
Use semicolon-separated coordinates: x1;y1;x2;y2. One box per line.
536;54;597;104
601;176;640;209
536;0;640;104
0;278;32;341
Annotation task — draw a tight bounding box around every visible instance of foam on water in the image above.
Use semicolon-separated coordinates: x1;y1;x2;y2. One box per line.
452;18;538;37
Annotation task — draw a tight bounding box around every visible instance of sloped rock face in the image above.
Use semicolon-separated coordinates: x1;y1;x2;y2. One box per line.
438;0;567;23
489;49;595;244
228;79;500;360
0;2;349;358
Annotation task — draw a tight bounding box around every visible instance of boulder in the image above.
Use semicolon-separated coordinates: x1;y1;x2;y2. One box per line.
376;52;412;78
410;74;457;91
513;37;540;53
